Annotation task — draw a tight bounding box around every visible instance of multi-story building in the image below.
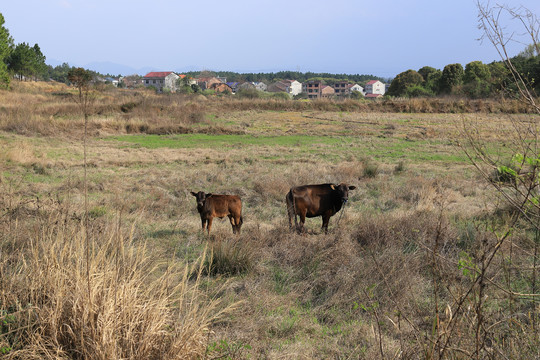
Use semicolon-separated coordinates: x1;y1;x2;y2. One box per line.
332;81;350;96
142;71;180;93
365;80;386;95
303;80;322;99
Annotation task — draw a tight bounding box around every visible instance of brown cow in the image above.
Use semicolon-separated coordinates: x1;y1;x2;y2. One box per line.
286;183;356;233
190;191;243;234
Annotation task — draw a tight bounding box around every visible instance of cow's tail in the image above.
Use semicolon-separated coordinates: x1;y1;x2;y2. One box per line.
286;189;297;230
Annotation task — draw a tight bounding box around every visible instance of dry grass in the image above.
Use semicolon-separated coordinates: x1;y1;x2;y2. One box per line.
0;197;233;359
1;82;539;359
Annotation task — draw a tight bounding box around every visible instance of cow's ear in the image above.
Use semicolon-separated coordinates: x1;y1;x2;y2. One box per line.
348;186;356;190
190;191;197;196
330;184;336;190
206;193;213;198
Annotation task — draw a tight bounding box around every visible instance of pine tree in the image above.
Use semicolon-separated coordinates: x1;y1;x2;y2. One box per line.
0;13;14;88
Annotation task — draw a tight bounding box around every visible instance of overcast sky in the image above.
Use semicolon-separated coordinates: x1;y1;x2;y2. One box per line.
2;0;540;77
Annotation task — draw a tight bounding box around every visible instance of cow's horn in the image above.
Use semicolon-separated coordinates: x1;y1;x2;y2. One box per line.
331;184;336;190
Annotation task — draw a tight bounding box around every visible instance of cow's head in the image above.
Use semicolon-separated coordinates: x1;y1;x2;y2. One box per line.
331;183;356;203
190;191;212;211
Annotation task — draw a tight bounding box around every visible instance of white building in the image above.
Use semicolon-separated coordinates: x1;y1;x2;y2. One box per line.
365;80;385;95
268;80;302;96
142;71;180;93
349;84;364;95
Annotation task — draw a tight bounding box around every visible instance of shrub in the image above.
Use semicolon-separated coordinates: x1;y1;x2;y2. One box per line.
236;88;262;99
204;238;254;276
272;92;291;100
363;162;378;178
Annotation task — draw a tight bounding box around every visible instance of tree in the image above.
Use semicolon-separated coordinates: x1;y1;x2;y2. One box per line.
418;66;438;82
487;61;510;95
463;61;491;98
8;42;32;80
0;13;13;88
30;44;46;80
387;69;424;97
176;75;194;94
67;67;94;288
350;90;364;99
439;63;464;94
7;42;47;81
48;62;72;84
518;43;540;58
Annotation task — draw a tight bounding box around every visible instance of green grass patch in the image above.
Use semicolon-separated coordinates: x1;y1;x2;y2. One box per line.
107;134;356;149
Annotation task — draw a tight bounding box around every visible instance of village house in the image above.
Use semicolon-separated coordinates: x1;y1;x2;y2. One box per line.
321;85;335;98
267;80;302;96
195;77;222;90
142;71;180;93
349;84;364;95
303;80;322;99
237;82;255;91
226;82;239;93
253;82;267;91
210;82;233;93
364;80;386;95
238;81;267;92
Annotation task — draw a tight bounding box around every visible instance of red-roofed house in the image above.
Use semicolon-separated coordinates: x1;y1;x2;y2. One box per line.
143;71;180;93
364;80;385;95
195;77;222;90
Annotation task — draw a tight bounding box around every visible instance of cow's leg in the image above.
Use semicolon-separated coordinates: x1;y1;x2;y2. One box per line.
286;193;295;230
298;210;307;234
207;217;213;235
201;217;206;231
236;213;244;234
234;214;242;234
228;214;236;234
321;213;331;234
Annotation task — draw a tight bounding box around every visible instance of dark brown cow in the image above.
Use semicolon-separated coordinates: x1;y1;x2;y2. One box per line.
286;183;356;233
191;191;243;234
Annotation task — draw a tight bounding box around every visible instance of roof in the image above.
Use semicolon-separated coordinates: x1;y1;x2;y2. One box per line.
366;80;380;85
365;93;382;98
143;71;175;78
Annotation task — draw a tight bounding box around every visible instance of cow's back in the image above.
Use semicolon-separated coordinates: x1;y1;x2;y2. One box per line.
204;195;242;217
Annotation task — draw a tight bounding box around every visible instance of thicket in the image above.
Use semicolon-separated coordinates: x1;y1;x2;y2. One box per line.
387;54;540;99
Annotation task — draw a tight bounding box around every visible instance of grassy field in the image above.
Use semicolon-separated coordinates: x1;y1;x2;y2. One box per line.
1;82;539;359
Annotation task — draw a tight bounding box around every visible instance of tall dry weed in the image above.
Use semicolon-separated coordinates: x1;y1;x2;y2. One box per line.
0;212;233;359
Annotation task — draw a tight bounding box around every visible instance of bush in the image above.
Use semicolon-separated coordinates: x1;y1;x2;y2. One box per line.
204;239;254;276
272;92;291;100
405;85;434;98
236;88;262;99
363;162;378;178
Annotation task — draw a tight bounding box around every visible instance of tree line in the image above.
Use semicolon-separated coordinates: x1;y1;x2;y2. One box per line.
0;13;49;86
387;49;540;99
